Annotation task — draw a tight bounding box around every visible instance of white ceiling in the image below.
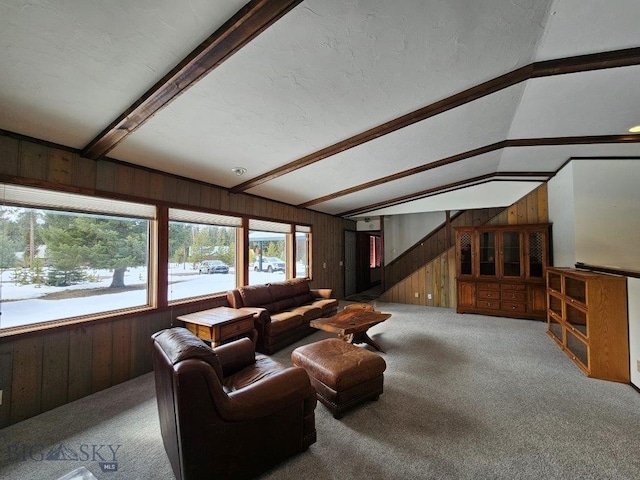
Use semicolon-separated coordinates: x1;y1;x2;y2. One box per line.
1;0;639;220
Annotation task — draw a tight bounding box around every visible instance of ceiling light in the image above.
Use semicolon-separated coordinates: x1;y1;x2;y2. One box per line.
629;125;640;133
231;167;247;176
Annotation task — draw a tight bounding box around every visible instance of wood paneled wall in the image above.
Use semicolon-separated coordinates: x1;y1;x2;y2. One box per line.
384;208;504;287
487;183;548;226
380;184;549;307
382;249;457;307
0;132;353;428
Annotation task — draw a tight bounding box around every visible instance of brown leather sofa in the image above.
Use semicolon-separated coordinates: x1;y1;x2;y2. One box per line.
151;327;317;480
226;278;338;354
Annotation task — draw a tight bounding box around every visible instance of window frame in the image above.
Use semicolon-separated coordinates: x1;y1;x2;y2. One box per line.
167;208;241;304
0;184;157;335
0;184;314;336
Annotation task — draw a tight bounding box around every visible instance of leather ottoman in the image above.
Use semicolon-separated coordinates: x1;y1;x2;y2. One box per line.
291;338;386;418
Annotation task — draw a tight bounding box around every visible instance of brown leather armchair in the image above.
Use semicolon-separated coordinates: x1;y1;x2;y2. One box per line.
151;327;317;480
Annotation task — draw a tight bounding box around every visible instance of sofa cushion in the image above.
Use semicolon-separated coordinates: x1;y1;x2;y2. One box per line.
222;354;285;393
293;292;314;306
290;278;311;295
268;282;296;301
291;305;323;321
267;312;305;336
239;284;273;307
268;298;298;313
312;298;339;314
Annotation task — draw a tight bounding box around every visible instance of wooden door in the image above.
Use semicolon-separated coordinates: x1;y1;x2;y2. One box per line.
528;285;547;317
500;230;524;279
457;282;475;308
478;230;497;277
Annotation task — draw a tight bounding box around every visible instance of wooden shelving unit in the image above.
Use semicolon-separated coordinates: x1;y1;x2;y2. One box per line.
455;224;550;320
546;267;629;383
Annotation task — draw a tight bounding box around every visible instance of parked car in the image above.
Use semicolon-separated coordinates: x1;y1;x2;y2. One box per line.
199;260;229;274
253;256;285;273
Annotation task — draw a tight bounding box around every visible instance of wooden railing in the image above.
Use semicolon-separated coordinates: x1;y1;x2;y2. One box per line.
575;262;640;279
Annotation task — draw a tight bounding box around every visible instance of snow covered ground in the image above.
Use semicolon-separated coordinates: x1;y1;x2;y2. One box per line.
0;265;292;329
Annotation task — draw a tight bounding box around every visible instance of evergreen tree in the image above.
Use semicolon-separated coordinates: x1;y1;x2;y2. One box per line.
0;208;20;269
169;223;191;264
41;213;147;288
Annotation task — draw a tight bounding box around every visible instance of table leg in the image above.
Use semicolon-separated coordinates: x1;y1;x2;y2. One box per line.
349;331;385;353
339;333;354;343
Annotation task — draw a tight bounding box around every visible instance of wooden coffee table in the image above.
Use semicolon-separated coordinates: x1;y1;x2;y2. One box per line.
310;303;391;352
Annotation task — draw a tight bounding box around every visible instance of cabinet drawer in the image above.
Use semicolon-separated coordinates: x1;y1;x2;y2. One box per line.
477;282;499;290
501;284;525;291
502;302;526;313
478;289;500;300
220;318;254;338
477;300;501;310
501;290;526;302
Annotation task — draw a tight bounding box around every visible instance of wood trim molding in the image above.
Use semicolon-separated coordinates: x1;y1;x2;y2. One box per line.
231;47;640;193
82;0;302;160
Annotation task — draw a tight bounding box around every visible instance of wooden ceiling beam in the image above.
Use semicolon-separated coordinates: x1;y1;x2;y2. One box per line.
533;46;640;77
296;142;506;209
232;47;640;194
301;134;640;211
82;0;302;160
230;68;531;193
338;172;555;218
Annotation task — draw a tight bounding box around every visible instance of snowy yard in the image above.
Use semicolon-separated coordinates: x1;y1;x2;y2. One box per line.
0;265;291;329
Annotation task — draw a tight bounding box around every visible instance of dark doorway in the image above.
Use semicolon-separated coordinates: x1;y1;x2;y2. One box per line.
355;231;382;293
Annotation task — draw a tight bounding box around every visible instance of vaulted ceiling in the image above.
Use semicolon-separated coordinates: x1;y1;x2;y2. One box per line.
1;0;639;220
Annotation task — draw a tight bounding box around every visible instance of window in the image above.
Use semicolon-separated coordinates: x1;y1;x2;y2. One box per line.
370;235;382;268
295;226;311;278
0;184;155;332
248;219;289;286
0;183;315;332
168;209;241;302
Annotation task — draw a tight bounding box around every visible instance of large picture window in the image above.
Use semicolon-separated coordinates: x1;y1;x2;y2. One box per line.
168;209;240;302
0;183;314;333
0;184;155;331
248;219;289;286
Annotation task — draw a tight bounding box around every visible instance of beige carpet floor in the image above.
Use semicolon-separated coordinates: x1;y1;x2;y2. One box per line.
1;302;639;480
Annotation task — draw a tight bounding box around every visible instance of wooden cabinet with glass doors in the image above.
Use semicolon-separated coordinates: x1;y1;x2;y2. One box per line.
455;224;550;320
546;267;629;383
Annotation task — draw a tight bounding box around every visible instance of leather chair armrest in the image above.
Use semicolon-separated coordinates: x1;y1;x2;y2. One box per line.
214;338;255;377
310;288;333;299
221;367;314;422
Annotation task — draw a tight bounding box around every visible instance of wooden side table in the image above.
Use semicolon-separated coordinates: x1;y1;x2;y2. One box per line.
177;307;257;348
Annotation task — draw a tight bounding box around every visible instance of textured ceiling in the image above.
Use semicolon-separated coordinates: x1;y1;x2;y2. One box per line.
1;0;639;220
